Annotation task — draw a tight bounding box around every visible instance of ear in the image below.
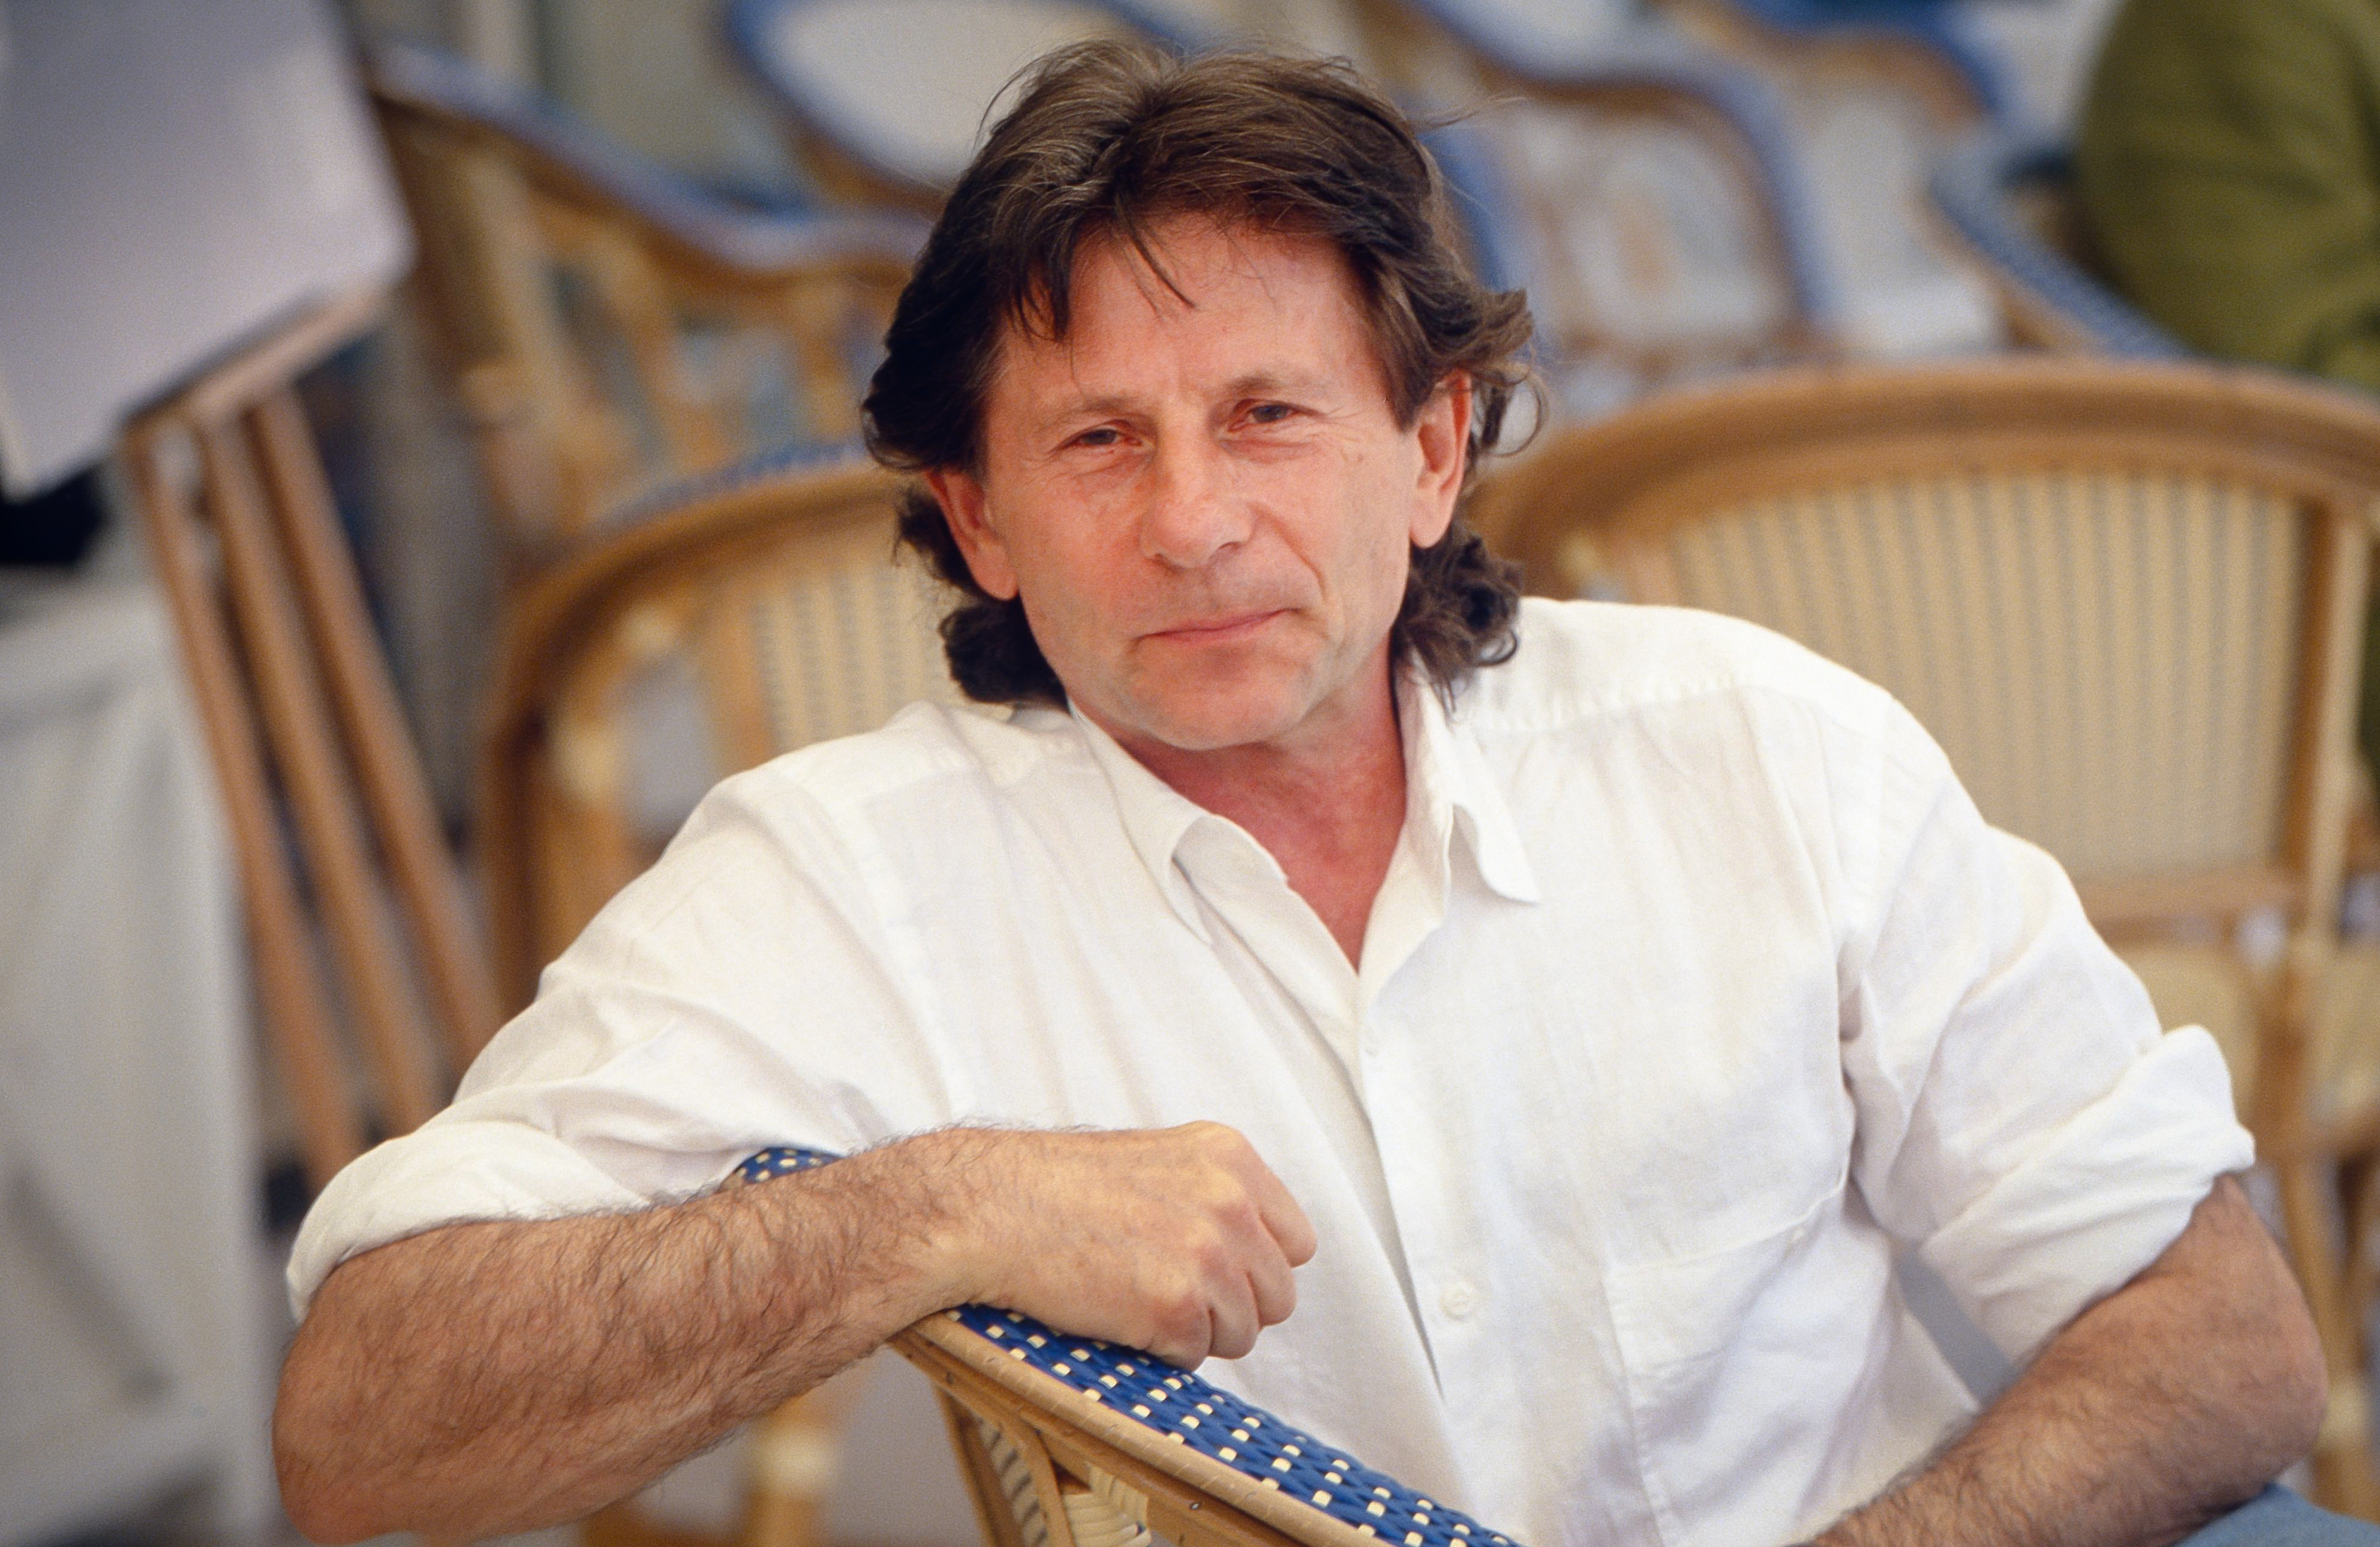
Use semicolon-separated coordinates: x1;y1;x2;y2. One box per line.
925;466;1019;600
1409;372;1473;549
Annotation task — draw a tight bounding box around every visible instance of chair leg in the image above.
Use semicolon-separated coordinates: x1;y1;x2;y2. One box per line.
741;1374;869;1547
125;426;368;1190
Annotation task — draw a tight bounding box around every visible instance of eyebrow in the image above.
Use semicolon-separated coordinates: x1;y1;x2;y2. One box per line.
1034;369;1338;433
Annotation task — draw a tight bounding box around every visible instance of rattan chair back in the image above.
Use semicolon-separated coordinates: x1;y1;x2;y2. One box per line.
477;454;957;1007
366;42;921;565
1471;356;2380;1513
1343;2;1839;414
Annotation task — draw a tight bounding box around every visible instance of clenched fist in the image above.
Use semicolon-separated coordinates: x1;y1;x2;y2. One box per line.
915;1122;1317;1366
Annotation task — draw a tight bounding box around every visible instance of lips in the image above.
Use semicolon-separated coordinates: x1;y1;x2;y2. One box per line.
1145;609;1285;642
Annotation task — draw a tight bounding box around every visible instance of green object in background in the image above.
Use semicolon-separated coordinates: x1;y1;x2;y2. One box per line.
2077;0;2380;393
2078;0;2380;775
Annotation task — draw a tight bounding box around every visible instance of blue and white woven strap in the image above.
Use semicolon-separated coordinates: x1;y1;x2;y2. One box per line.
729;1146;1521;1547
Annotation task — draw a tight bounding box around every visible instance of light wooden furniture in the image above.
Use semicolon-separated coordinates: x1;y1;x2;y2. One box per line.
722;0;1215;214
1472;356;2380;1515
121;287;504;1193
365;41;925;569
1656;0;2005;138
1343;2;1841;412
1647;0;2010;358
898;1311;1494;1547
476;451;957;1007
1927;128;2186;359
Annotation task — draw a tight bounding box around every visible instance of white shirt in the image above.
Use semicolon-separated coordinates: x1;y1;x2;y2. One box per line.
291;598;2250;1547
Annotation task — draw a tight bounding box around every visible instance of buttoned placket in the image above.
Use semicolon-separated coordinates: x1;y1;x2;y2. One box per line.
1068;688;1537;1392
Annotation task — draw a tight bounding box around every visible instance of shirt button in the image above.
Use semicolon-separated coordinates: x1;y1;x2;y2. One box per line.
1439;1280;1479;1319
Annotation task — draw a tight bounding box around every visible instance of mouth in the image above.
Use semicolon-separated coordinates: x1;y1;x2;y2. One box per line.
1144;609;1286;644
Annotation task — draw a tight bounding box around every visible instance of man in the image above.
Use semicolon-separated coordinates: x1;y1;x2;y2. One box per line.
277;42;2329;1547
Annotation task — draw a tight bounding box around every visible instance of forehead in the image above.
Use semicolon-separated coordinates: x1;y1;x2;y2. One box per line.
986;217;1390;416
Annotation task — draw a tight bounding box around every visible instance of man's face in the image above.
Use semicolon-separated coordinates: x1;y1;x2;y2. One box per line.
927;216;1472;765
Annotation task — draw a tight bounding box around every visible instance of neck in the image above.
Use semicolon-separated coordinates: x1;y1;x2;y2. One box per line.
1112;671;1410;967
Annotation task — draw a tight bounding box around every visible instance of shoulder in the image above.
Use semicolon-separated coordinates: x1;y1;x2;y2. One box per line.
1457;596;1900;748
692;697;1091;837
613;699;1092;920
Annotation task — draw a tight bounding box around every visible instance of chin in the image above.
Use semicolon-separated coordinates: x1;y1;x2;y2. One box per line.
1117;688;1309;756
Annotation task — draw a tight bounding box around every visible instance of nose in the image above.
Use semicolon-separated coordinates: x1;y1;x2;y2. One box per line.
1138;438;1250;570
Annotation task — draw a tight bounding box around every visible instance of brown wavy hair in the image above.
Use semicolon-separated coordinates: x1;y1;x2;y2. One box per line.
863;40;1534;706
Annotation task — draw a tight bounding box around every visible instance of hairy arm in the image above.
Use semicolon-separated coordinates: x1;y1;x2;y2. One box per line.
274;1122;1314;1543
1815;1176;2324;1547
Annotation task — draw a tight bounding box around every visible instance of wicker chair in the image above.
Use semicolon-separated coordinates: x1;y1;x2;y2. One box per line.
1471;356;2380;1515
729;1149;1528;1547
1342;2;1841;415
722;0;1214;213
365;41;925;567
122;288;505;1193
1927;128;2187;359
477;451;957;1006
1649;0;2012;357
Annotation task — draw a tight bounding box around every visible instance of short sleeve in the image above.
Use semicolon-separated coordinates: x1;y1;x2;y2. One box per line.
285;767;948;1316
1837;704;2254;1361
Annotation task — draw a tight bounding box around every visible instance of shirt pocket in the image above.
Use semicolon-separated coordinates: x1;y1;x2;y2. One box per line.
1603;1164;1875;1546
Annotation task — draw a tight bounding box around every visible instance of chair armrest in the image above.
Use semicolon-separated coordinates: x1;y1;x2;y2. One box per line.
730;1148;1526;1547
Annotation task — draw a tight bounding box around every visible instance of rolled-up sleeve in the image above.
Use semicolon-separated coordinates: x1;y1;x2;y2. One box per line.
1838;704;2254;1362
285;771;930;1317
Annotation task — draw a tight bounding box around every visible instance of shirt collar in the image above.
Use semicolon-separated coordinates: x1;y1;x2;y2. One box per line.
1067;701;1231;943
1065;664;1541;940
1400;669;1541;906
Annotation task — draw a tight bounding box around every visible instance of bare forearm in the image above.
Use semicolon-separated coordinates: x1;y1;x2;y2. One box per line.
1818;1178;2324;1547
274;1136;973;1542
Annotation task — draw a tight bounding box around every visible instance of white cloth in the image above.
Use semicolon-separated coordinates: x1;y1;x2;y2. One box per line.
291;597;2251;1547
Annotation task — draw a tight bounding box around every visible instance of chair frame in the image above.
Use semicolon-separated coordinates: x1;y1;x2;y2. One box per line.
721;0;1217;213
366;41;923;567
121;286;504;1189
1655;0;2012;132
1471;355;2380;1514
895;1316;1435;1547
476;452;915;1009
1345;1;1844;368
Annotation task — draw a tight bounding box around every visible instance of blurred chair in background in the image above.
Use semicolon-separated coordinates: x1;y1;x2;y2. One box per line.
1341;0;1845;416
478;450;961;1547
476;451;953;1005
1472;356;2380;1516
726;0;1840;420
1650;0;2010;357
121;286;505;1194
722;0;1217;212
366;40;926;572
1925;128;2185;357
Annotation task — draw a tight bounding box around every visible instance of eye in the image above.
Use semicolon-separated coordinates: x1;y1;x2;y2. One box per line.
1070;426;1123;449
1246;401;1298;426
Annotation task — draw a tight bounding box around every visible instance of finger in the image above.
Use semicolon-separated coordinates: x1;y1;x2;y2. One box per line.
1145;1298;1214;1369
1204;1278;1262;1363
1246;1237;1298;1328
1246;1164;1318;1267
